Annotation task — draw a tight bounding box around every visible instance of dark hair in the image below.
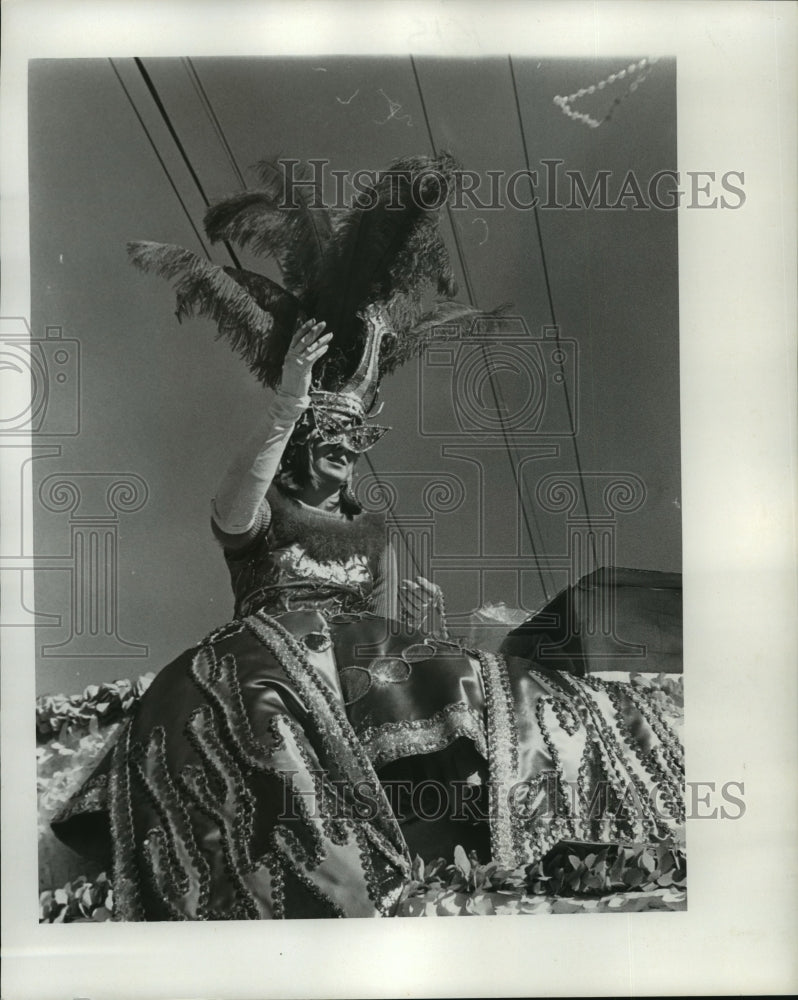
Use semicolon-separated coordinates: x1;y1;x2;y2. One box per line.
275;423;362;516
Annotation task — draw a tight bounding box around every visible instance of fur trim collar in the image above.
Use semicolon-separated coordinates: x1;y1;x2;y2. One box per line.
267;485;386;565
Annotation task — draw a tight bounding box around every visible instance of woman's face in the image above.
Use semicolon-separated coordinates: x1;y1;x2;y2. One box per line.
309;438;358;485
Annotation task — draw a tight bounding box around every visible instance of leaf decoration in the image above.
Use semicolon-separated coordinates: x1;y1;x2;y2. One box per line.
37;673;155;740
453;844;471;877
527;840;687;898
40;874;115;923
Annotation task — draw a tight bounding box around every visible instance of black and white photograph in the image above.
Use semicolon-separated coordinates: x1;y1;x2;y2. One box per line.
2;2;796;997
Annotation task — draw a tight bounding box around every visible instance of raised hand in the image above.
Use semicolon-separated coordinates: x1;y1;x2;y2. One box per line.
280;318;333;397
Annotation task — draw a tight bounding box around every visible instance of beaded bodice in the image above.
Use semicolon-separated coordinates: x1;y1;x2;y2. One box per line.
224;486;386;619
235;540;375;618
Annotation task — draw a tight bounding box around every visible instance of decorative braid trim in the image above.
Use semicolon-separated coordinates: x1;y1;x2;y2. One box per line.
478;650;522;868
245;612;410;880
51;771;109;825
358;702;487;770
108;721;145;921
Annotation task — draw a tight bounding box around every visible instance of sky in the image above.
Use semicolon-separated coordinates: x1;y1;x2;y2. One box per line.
28;55;680;695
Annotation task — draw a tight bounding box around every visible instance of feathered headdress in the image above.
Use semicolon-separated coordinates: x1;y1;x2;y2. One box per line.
127;153;492;431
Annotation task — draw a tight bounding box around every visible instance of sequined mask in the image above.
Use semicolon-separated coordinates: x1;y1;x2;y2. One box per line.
312;409;389;454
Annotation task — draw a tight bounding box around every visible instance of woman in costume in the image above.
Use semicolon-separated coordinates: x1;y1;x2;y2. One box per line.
52;155;684;919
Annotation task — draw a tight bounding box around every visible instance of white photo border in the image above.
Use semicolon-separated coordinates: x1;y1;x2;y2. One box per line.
2;1;796;998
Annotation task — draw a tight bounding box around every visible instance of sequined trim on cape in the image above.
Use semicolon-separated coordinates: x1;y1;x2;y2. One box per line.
245;612;411;896
50;770;109;825
356;702;487;770
478;650;522;868
108;721;146;921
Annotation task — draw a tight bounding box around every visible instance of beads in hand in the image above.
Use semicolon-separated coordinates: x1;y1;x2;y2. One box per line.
399;576;446;635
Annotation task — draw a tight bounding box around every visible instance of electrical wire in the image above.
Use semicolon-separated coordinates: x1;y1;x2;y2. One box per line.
109;58;212;258
183;59;248;190
410;55;554;602
133;57;242;269
508;56;597;566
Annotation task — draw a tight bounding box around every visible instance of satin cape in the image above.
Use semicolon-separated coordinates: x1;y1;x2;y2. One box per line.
52;607;683;919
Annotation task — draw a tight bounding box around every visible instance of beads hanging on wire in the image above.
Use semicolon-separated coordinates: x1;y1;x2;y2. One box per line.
553;57;658;128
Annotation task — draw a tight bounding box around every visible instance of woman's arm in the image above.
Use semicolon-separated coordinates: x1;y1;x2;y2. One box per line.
211;319;331;542
370;541;400;621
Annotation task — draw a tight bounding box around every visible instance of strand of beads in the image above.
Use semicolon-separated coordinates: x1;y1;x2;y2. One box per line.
553;57;658;128
434;586;450;640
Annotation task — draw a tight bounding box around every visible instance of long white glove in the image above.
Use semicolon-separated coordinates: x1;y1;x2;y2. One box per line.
211;387;310;535
211;319;332;538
